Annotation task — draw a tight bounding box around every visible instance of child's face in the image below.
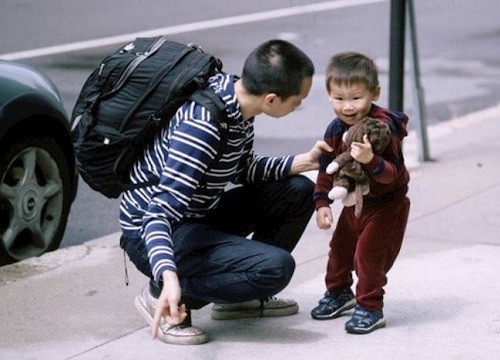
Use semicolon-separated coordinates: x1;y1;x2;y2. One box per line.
327;81;380;126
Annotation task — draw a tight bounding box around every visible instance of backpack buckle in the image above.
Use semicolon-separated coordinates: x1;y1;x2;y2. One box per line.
187;43;204;53
149;113;162;123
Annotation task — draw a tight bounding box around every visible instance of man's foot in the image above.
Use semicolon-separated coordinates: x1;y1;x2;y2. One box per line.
134;286;208;345
211;297;299;320
310;289;356;320
345;305;386;334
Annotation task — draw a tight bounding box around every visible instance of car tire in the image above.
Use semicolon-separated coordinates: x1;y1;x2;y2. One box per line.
0;132;72;265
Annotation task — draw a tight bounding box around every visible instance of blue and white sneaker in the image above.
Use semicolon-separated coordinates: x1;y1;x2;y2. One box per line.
310;289;356;320
345;305;386;334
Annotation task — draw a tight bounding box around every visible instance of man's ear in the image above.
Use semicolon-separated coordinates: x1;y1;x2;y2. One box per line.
264;93;278;107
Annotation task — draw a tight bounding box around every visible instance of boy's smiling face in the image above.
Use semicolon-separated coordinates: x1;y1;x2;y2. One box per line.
327;81;380;126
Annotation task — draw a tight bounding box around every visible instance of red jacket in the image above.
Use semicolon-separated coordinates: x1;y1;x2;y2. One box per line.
314;104;410;210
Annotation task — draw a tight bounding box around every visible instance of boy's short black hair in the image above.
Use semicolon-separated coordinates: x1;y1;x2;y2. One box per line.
325;52;379;92
241;39;314;100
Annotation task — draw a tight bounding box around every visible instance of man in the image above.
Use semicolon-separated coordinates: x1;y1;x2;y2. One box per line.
120;39;331;345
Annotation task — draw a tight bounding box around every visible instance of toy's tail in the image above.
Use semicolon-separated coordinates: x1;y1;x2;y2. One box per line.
354;184;365;218
354;184;370;218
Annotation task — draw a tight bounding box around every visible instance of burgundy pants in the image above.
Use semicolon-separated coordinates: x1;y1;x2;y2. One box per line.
325;194;410;311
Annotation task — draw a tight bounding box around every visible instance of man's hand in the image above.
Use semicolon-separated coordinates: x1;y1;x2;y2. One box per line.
152;270;187;339
350;134;374;164
290;140;333;174
316;206;333;230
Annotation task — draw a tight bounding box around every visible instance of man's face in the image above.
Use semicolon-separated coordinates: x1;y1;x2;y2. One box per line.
264;77;313;118
327;81;380;126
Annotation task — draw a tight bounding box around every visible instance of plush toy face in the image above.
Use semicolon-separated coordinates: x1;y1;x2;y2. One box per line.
344;117;391;153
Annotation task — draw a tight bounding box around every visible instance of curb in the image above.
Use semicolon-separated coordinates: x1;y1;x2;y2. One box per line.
0;232;119;285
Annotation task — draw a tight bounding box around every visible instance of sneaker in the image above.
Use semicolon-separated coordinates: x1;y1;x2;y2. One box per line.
345;305;386;334
211;297;299;320
134;286;208;345
310;289;356;320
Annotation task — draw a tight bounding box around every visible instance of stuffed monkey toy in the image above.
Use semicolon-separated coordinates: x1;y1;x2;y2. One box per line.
326;116;391;218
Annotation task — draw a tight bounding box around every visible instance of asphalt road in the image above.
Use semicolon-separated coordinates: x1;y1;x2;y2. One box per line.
1;0;498;247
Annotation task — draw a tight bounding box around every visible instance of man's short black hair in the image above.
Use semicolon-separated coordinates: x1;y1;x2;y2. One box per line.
241;39;314;100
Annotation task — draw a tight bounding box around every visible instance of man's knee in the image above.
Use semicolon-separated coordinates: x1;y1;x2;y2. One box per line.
289;175;314;193
284;175;315;217
250;249;296;292
287;175;314;196
286;175;314;205
274;249;295;282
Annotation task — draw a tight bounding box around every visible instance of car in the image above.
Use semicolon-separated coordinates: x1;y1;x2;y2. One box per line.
0;60;77;266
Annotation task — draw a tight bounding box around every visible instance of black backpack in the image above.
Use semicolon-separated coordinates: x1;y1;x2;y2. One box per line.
70;36;227;198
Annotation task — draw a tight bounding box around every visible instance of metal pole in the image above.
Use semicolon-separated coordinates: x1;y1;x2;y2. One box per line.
406;0;431;161
388;0;406;112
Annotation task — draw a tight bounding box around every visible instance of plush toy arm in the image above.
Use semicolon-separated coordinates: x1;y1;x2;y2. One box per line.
328;175;349;200
326;151;353;174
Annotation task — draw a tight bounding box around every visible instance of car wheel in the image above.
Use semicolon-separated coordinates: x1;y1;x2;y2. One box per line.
0;133;72;265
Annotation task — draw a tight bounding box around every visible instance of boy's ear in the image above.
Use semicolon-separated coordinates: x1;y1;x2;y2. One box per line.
372;86;381;101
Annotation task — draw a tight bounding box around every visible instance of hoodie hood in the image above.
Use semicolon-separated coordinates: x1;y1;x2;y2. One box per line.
369;103;409;140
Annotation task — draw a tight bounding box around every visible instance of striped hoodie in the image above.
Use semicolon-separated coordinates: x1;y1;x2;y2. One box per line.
119;73;293;283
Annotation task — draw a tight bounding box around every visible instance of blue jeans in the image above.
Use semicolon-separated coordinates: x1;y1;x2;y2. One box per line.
121;175;314;309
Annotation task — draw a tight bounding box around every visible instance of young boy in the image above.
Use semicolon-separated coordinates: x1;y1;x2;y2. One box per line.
311;52;410;334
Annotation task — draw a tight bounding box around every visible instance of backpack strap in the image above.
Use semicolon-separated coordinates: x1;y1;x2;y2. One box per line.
189;88;228;162
111;37;167;95
90;36;167;117
119;43;194;132
122;88;228;193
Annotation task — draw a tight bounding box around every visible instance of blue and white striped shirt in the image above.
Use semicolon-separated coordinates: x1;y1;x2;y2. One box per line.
119;73;294;283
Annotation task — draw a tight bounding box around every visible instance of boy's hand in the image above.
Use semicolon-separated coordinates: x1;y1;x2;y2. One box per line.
316;207;333;229
350;134;374;164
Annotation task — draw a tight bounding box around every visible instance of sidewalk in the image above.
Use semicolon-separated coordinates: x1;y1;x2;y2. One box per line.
1;104;500;360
